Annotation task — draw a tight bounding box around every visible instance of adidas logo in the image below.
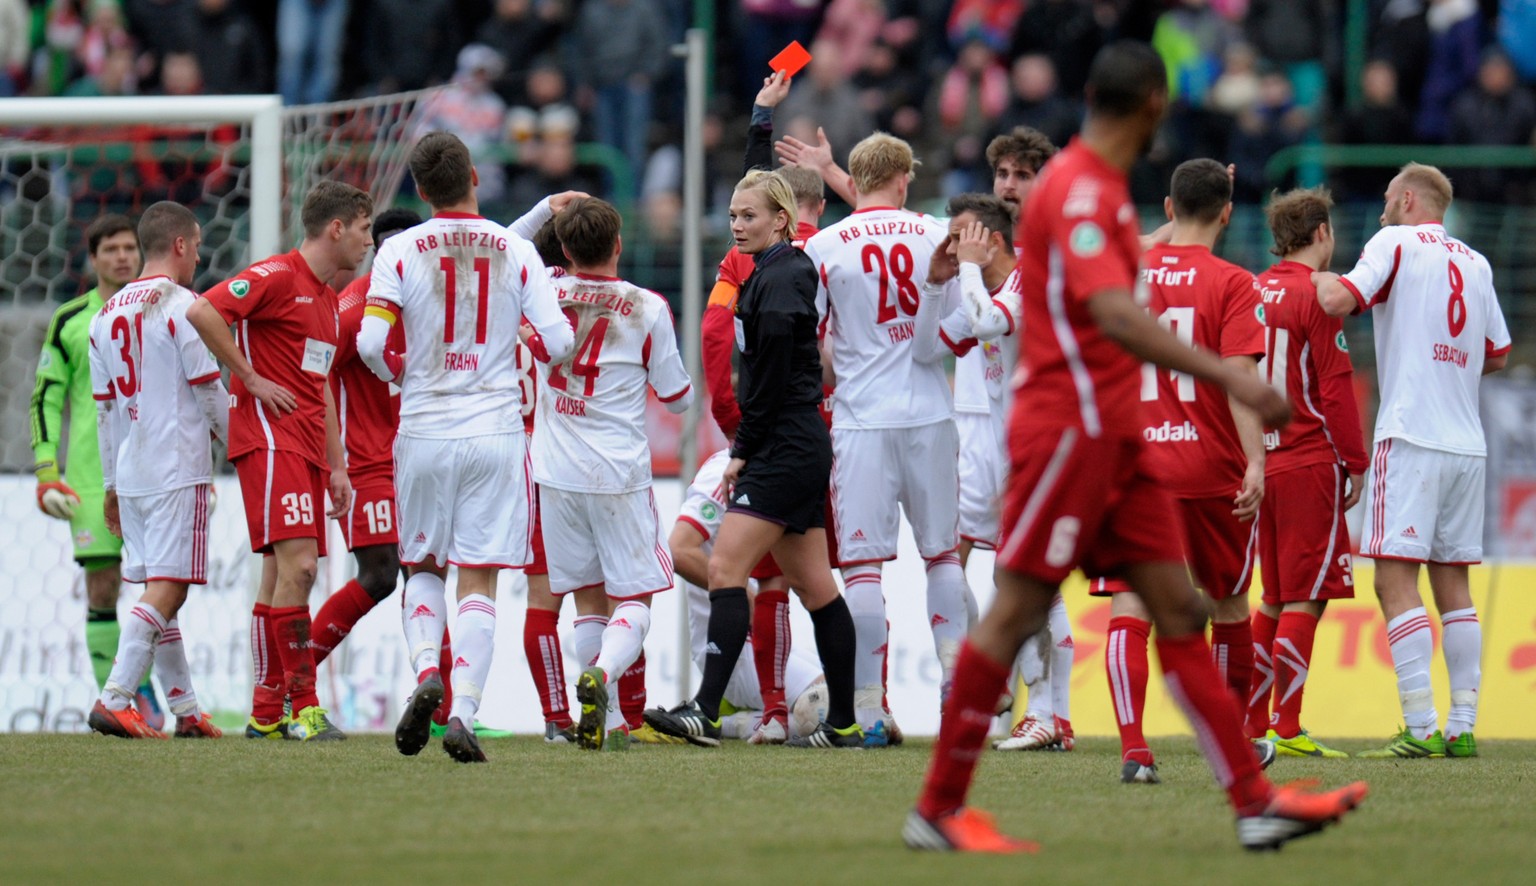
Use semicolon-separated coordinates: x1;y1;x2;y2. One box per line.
931;613;949;627
1401;526;1419;539
414;531;426;542
736;494;751;506
705;642;723;655
851;529;866;541
454;656;469;668
169;687;186;698
409;604;434;619
1058;637;1075;649
872;643;888;656
612;619;631;629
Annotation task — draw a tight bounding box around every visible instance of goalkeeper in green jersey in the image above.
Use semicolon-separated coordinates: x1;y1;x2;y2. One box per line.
29;214;162;727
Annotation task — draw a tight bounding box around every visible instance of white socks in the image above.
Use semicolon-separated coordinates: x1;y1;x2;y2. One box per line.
102;604;165;710
842;564;887;728
595;601;651;730
154;619;199;717
1048;593;1074;721
923;552;969;686
1016;633;1053;721
402;572;447;676
1441;607;1481;737
573;615;608;668
1386;607;1438;739
448;594;496;725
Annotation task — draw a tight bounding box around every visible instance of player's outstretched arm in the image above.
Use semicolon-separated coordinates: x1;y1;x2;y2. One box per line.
185;297;297;414
1089;288;1292;428
507;191;591;240
775;127;855;205
1311;272;1358;317
1223;355;1265;520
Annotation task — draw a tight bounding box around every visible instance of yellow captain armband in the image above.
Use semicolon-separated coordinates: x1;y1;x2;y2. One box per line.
364;304;399;324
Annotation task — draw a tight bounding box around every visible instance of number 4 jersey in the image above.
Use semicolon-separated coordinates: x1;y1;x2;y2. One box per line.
1138;244;1264;498
367;212;566;439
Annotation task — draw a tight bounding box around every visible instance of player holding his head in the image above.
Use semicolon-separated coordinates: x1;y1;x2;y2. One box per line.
531;197;692;750
188;179;374;742
360;132;573;763
1090;158;1271;781
905;41;1366;854
802;131;970;740
1314;163;1511;759
31;213;162;723
1238;187;1365;759
86;201;227;739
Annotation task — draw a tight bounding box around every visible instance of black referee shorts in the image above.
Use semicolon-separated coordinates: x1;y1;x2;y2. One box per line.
728;408;831;535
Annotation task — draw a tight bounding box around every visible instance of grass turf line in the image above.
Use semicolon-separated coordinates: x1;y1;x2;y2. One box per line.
1;735;1532;883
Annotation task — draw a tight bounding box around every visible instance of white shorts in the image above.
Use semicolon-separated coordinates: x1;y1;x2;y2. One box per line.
120;483;211;584
684;579;822;720
395;433;531;568
1362;438;1485;564
831;421;961;562
541;485;672;598
956;410;1005;549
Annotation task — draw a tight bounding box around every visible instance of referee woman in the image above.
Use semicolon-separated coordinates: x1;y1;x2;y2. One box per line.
648;171;861;748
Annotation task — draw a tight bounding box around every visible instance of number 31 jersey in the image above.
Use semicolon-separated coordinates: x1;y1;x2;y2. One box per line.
368;211;562;439
804;207;950;429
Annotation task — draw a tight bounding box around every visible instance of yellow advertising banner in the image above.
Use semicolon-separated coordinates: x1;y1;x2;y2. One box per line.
1050;563;1535;739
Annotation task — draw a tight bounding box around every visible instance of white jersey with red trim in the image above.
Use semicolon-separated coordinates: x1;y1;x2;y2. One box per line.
88;277;221;496
677;449;731;542
1341;222;1511;455
532;274;692;493
368;212;562;439
945;265;1022;416
804;207;951;429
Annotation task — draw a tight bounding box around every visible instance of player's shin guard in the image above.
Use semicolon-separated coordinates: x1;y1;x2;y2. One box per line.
270;606;319;712
752;588;792;719
401;572;448;677
1048;594;1074;722
1272;611;1319;738
808;594;858;730
1440;608;1481;737
924;552;970;693
842;564;887;727
523;607;572;728
1386;607;1438;740
916;640;1009;819
1157;633;1271;814
154;619;199;718
697;588;751;722
311;579;377;666
618;652;647;730
249;603;284;725
596;601;650;729
1106;616;1152;765
1211;619;1254;712
449;594;497;725
1246;608;1279;738
102;604;165;710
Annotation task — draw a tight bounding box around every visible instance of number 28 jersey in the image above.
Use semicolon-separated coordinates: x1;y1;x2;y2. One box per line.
368;211;563;439
803;207;950;429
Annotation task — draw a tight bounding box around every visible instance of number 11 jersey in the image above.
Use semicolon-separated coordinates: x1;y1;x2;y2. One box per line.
368;211;563;439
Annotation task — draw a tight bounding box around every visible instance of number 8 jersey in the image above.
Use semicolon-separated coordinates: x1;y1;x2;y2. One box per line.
367;212;566;439
803;207;950;429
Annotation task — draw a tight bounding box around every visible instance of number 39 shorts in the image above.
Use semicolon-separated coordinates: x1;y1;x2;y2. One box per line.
234;450;327;556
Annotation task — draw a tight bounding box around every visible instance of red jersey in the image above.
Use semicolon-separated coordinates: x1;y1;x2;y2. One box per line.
1138;244;1264;497
331;273;401;485
203;249;338;469
1256;261;1369;476
1011;139;1146;438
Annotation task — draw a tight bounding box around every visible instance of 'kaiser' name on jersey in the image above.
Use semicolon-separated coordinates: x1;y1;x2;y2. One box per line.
415;231;509;252
554;393;586;416
1144;420;1200;443
836;220;928;243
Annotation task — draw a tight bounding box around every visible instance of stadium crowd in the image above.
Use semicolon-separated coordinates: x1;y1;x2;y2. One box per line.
3;0;1534;211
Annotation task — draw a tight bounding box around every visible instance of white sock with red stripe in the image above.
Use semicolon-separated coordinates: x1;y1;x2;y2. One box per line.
448;594;496;724
154;619;199;717
573;615;608;668
1386;607;1438;739
1047;593;1074;722
401;572;447;677
1440;607;1481;737
842;564;887;728
1016;633;1054;721
102;604;165;710
923;552;969;690
595;601;650;730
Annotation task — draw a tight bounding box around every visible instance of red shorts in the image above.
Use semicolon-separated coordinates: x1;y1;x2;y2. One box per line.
997;428;1182;585
1087;575;1132;596
751;552;782;582
1258;463;1356;605
344;479;399;551
1177;496;1258;600
234;450;327;557
526;487;548;576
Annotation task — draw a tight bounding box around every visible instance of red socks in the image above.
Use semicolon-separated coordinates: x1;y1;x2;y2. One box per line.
270;605;319;712
1156;633;1271;814
1106;616;1152;765
916;640;1010;819
753;589;791;719
311;580;378;667
1211;619;1254;711
523;607;572;728
619;652;647;730
433;627;453;726
1246;608;1279;738
1271;611;1319;739
250;603;285;725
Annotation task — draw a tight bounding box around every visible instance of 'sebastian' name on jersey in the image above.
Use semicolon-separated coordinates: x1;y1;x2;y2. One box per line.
833;219;929;243
413;231;509;252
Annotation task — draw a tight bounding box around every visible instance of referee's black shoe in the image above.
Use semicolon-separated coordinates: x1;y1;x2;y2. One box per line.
642;699;721;747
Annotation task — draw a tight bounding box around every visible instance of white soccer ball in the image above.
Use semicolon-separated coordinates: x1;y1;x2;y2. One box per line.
789;677;828;738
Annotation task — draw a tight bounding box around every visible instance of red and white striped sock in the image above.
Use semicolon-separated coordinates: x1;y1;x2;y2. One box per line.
449;594;497;724
1106;616;1152;765
1245;608;1279;738
154;618;199;717
752;588;791;719
1211;619;1253;711
1386;607;1438;740
923;552;969;685
523;607;571;727
103;603;165;710
249;602;285;724
1272;611;1319;738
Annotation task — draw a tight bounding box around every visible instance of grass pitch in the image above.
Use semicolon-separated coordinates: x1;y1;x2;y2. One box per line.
2;734;1532;884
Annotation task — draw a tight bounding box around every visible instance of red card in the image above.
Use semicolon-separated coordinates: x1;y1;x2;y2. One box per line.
769;41;812;78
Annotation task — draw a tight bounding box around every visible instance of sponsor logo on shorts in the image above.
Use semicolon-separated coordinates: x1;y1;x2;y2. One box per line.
1401;526;1419;539
735;494;751;506
414;531;426;542
705;642;723;656
850;529;866;541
